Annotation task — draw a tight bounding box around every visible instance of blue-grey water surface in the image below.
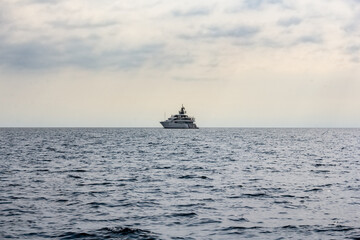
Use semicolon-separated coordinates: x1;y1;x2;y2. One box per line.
0;128;359;239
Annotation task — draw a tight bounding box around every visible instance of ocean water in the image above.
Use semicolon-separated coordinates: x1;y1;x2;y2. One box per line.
0;128;359;240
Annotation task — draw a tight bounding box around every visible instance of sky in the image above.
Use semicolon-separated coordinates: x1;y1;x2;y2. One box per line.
0;0;360;127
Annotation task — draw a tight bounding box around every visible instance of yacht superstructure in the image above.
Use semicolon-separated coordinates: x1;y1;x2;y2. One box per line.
160;105;198;129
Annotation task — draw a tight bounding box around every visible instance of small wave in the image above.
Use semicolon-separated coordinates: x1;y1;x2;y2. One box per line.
58;226;158;240
197;218;222;224
2;208;35;216
260;150;277;155
187;218;222;227
202;198;215;202
228;217;249;222
118;177;137;182
248;178;262;182
317;183;332;188
81;182;113;186
175;203;205;208
101;226;158;240
222;226;261;234
67;174;81;179
58;232;97;239
278;224;360;235
46;146;66;153
171;212;197;217
241;193;270;198
304;188;323;192
33;179;45;183
7;183;22;187
311;169;330;173
179;175;206;179
154;165;171;169
274;200;290;204
61;143;78;147
70;169;87;173
314;225;356;232
45;147;57;152
282;225;298;229
88;191;108;195
86;201;108;208
224;226;261;230
32;196;47;201
227;195;242;199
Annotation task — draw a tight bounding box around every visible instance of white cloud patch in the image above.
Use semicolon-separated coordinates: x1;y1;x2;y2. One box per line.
345;44;360;63
0;37;167;70
242;0;284;10
50;19;119;29
277;17;302;27
205;25;260;38
180;25;260;40
294;35;323;45
227;0;285;12
346;45;360;53
172;6;212;17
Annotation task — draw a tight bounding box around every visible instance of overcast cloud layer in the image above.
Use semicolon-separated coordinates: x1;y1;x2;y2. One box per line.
1;0;360;127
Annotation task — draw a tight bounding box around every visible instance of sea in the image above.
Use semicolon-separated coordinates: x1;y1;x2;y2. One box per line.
0;128;359;240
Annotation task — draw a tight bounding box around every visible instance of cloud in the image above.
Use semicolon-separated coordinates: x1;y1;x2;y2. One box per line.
50;19;118;29
243;0;283;10
260;34;322;49
151;53;194;69
259;35;322;49
350;56;359;62
345;45;360;63
210;26;260;38
343;12;360;34
101;43;166;69
180;25;260;40
294;35;323;45
0;0;358;72
172;7;211;17
277;17;302;27
0;38;166;70
0;41;58;69
346;45;360;53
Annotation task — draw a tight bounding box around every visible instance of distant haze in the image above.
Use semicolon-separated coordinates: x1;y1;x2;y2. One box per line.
1;0;359;127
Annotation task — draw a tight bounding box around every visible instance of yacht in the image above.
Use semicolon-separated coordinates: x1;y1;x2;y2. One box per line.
160;105;199;129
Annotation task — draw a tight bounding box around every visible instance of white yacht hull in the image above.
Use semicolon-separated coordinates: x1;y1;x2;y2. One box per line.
160;121;198;129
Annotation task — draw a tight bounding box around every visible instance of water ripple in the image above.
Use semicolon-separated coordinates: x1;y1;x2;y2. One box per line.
0;128;359;239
